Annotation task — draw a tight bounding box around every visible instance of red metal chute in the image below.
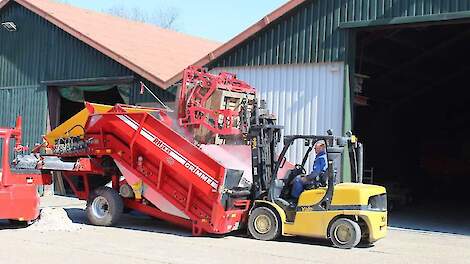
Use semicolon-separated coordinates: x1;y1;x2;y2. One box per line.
55;104;251;235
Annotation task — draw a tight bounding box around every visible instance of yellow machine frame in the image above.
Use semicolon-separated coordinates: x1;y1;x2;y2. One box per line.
253;183;387;243
44;103;159;147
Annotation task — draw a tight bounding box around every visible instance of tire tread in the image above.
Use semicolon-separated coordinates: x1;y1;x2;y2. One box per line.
86;186;123;226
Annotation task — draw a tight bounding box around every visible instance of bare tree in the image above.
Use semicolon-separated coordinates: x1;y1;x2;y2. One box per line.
153;7;179;30
56;0;70;4
104;5;180;31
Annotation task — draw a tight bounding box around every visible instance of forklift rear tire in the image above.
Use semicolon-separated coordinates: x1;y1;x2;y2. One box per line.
329;218;361;249
86;187;123;226
248;207;281;241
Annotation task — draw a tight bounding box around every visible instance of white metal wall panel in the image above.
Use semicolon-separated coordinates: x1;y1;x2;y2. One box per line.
212;63;344;169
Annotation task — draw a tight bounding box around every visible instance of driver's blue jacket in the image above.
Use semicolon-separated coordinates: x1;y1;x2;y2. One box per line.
306;150;328;180
291;151;328;198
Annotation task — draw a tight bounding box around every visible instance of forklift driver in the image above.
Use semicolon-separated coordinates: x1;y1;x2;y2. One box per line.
291;140;328;199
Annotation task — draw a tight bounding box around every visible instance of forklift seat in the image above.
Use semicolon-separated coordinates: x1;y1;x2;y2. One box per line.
306;179;328;189
304;183;318;190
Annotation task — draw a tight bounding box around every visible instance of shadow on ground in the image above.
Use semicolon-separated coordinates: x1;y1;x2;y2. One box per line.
388;201;470;236
0;220;30;230
62;204;470;246
64;208;193;237
63;207;344;247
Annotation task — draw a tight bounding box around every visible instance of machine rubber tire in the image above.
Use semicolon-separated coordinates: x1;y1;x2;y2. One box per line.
86;187;123;226
8;219;31;227
123;207;133;214
329;218;362;249
248;207;281;241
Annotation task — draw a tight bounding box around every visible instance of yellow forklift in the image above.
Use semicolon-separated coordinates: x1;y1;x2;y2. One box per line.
247;132;387;249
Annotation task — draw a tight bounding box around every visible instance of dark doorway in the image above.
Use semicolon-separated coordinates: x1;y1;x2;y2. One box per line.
48;85;128;129
59;86;125;123
353;21;470;235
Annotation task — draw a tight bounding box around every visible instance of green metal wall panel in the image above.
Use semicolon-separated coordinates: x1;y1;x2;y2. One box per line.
0;2;171;147
0;86;47;149
131;75;176;105
0;2;133;147
0;2;133;87
211;0;470;67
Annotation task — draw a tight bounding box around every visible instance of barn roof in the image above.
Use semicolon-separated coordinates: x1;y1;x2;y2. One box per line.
0;0;221;88
191;0;307;67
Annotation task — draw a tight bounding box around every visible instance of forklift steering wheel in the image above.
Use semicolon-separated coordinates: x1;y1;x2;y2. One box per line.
295;164;306;174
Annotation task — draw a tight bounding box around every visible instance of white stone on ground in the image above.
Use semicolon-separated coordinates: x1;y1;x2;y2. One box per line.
28;208;83;232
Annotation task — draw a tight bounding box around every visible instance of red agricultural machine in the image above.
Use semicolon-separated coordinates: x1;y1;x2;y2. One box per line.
0;117;51;224
30;66;273;235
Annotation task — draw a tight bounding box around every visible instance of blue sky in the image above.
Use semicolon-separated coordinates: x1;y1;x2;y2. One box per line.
63;0;289;42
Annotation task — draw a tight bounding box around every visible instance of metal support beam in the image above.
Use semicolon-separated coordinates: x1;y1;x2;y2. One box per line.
340;11;470;29
42;76;134;87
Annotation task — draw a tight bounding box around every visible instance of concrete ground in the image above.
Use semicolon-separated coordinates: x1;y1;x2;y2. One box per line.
0;196;469;264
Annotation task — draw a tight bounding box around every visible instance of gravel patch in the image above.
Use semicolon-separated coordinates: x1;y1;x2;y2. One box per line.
28;208;83;232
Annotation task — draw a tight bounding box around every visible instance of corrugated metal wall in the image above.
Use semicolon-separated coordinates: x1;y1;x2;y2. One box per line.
0;86;47;150
132;75;176;104
0;2;133;146
212;62;344;169
0;2;172;147
0;2;132;88
211;0;470;67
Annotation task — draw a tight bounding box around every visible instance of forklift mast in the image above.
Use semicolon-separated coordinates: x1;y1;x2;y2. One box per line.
247;100;282;199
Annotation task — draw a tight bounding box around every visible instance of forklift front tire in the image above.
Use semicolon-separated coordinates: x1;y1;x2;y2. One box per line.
248;207;281;241
329;218;361;249
86;187;123;226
